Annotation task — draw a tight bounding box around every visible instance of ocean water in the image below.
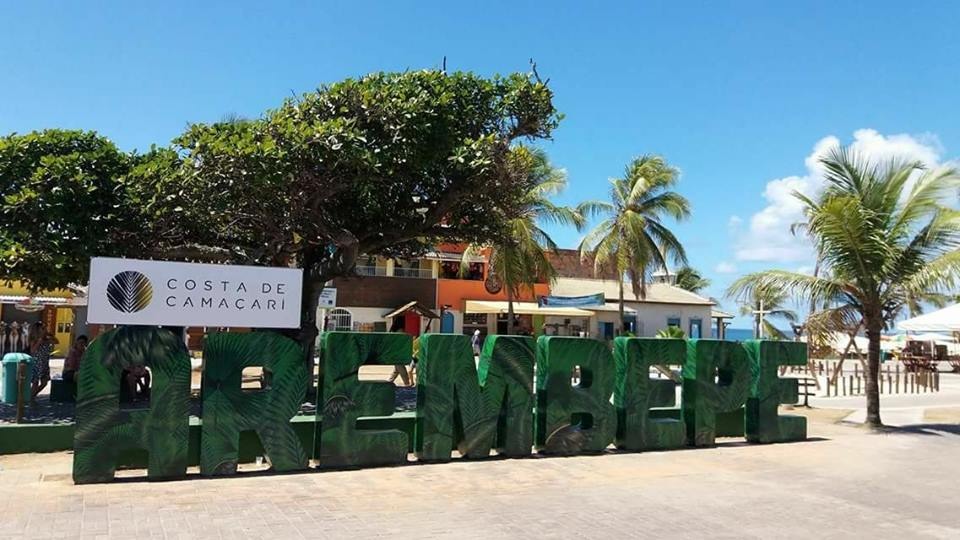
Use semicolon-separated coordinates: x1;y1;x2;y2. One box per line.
720;328;756;341
718;327;792;340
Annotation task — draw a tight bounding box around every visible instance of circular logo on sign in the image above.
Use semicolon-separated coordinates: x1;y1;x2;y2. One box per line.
484;272;503;294
106;271;153;313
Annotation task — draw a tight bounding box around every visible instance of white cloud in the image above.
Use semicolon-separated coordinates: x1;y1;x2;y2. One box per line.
734;129;945;263
715;261;737;274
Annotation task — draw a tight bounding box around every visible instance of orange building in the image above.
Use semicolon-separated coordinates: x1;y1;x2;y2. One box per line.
433;244;549;338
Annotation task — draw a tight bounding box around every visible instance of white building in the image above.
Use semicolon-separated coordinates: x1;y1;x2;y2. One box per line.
549;277;718;339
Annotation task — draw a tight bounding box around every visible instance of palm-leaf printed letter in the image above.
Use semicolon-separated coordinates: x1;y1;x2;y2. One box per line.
613;337;686;451
534;336;615;455
743;339;807;443
72;326;190;484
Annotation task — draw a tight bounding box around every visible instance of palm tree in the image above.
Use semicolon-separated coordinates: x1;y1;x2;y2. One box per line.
465;147;584;334
579;155;691;334
675;266;711;294
728;146;960;427
728;285;798;339
656;325;686;339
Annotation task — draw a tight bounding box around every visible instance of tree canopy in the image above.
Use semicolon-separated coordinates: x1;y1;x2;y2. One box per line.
138;70;559;270
0;130;140;290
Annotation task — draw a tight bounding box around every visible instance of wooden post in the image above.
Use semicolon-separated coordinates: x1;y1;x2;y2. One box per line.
896;365;900;394
15;360;26;424
887;374;892;394
936;370;940;392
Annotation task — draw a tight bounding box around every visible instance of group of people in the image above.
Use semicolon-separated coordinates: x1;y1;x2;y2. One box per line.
24;327;148;404
25;322;89;403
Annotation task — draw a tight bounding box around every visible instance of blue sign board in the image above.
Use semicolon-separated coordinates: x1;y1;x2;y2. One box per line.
537;292;605;308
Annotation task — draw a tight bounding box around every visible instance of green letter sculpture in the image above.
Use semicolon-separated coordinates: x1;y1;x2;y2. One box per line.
682;339;750;447
415;334;535;461
535;337;615;454
478;335;536;457
73;327;191;484
613;337;686;451
743;340;808;443
318;332;409;468
200;332;307;475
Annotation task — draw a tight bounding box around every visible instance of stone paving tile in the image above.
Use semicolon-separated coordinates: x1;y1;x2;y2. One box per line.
2;420;960;539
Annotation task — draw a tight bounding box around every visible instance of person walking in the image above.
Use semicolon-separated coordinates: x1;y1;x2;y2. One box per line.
471;329;482;357
29;322;58;402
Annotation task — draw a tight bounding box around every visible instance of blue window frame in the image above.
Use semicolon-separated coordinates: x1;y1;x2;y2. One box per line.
689;318;702;339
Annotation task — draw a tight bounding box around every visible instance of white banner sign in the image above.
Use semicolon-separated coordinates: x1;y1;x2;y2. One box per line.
87;258;303;328
318;288;337;308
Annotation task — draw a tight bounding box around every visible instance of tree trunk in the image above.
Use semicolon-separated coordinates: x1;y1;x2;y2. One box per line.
864;313;883;428
618;278;625;335
297;276;323;402
808;258;821;315
506;288;514;336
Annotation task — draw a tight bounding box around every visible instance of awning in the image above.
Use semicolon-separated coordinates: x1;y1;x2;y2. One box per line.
384;301;440;320
898;304;960;332
465;300;593;317
712;309;735;319
583;302;636;313
0;295;71;305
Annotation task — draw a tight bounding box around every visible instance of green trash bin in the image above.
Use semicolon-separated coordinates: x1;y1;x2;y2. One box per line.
1;353;33;404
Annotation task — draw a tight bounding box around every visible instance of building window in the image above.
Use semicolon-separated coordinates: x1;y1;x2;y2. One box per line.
463;313;488;327
667;317;681;328
328;308;353;331
439;261;484;280
689;318;702;339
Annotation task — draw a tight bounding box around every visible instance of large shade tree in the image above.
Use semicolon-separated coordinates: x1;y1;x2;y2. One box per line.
0;130;142;290
579;155;691;333
133;69;562;378
463;146;584;334
728;147;960;427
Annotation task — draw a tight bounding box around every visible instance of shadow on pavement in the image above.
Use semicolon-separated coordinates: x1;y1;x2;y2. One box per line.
873;423;960;436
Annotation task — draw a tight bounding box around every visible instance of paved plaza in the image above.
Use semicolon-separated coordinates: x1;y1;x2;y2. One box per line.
2;408;959;539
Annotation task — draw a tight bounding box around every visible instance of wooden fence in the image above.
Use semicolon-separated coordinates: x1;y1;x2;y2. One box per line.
782;361;941;397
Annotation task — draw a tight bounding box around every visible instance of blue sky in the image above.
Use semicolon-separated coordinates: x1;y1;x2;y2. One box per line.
2;1;959;328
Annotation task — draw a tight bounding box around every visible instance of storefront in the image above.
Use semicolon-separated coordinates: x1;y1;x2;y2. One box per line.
0;282;78;356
